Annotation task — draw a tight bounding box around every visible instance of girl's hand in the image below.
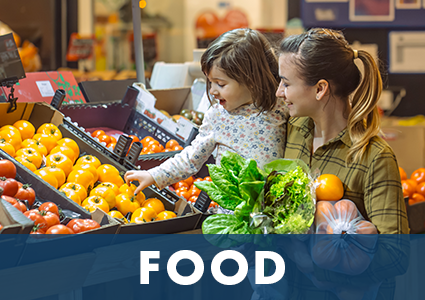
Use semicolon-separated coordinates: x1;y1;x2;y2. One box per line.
124;170;155;195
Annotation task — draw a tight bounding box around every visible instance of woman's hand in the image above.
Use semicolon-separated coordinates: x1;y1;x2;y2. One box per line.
124;170;155;194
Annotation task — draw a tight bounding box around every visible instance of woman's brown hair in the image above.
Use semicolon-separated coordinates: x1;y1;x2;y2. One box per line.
279;28;382;163
201;28;280;113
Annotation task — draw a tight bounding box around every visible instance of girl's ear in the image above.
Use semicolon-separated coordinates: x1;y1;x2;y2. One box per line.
315;79;329;101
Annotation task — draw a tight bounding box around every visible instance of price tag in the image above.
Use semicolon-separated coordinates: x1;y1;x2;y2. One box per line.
66;33;95;61
176;117;196;141
36;81;55;97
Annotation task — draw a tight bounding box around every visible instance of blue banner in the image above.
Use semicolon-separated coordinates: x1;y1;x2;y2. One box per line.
0;234;421;300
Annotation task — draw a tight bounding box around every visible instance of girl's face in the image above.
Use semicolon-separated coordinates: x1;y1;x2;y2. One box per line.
207;65;252;112
276;54;318;117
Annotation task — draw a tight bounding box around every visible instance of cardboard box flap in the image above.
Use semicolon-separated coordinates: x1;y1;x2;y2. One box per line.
0;199;34;234
149;87;192;115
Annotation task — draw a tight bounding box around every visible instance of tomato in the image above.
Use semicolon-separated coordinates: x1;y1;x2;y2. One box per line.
76;155;101;169
42;166;66;187
156;210;177;220
82;196;110;213
14;156;37;172
45;153;73;177
141;136;155;147
0;141;15;156
0;177;19;197
0;222;3;231
142;198;165;214
172;145;184;151
91;130;105;138
165;139;179;149
97;182;119;195
1;195;24;212
128;135;140;143
36;123;62;141
187;186;201;198
411;168;425;185
402;179;417;198
39;202;60;217
108;210;128;223
21;138;48;156
0;127;22;151
66;219;101;233
89;186;116;209
13;120;35;140
175;187;190;200
60;188;82;205
16;200;28;213
73;163;99;183
34;169;59;189
50;145;76;163
39;211;60;229
130;207;157;224
0;159;17;178
67;169;95;191
97;134;111;145
107;142;116;150
115;193;140;215
173;181;189;190
188;195;198;204
24;209;48;232
15;148;42;169
46;224;74;234
30;226;45;234
209;200;218;208
57;138;80;159
97;164;120;178
33;133;57;153
109;136;117;144
14;183;36;206
204;176;212;182
60;182;88;200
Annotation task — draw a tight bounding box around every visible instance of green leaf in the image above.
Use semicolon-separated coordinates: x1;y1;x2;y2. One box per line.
195;181;243;210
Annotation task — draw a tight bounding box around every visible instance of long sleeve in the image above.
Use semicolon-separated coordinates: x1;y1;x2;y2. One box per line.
148;107;217;189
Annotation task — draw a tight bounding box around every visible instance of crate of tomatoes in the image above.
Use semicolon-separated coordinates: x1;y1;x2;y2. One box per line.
59;85;199;171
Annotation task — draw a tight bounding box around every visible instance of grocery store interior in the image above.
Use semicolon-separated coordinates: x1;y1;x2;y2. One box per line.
1;0;425;299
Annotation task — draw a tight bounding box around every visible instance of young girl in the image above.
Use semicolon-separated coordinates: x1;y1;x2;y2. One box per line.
125;28;287;194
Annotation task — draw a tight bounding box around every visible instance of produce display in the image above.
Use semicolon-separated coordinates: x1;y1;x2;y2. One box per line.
400;166;425;205
0;119;180;230
169;176;218;209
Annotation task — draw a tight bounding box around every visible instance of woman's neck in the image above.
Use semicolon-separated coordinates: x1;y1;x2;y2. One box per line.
311;97;350;151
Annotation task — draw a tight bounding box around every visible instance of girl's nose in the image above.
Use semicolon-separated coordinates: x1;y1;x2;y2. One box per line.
276;84;285;98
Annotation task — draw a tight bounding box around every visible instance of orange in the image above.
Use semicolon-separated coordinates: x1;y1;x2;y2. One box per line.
109;136;117;144
183;176;194;187
0;141;15;157
156;210;177;220
59;182;87;201
50;145;76;163
172;145;184;151
57;138;80;159
128;135;140;143
34;169;59;189
402;179;418;198
173;181;189;190
165;139;179;149
14;156;37;172
143;198;165;214
416;181;425;197
46;153;73;177
315;174;344;201
22;138;48;156
41;166;66;187
15;148;42;169
76;155;101;169
13;120;35;140
399;167;407;181
33;133;57;153
107;142;116;150
410;193;425;206
37;123;62;141
411;168;425;185
141;136;155;147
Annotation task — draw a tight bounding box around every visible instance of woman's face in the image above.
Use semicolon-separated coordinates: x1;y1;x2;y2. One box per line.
276;54;318;117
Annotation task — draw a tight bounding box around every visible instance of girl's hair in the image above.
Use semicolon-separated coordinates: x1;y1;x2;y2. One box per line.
279;28;382;164
201;28;280;113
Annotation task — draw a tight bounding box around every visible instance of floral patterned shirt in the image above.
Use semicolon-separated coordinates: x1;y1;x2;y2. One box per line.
149;100;288;189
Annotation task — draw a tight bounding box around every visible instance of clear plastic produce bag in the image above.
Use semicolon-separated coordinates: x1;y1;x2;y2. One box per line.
311;199;378;276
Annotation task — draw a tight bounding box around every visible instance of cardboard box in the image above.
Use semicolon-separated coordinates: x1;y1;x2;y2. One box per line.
381;118;425;176
0;199;33;269
116;185;202;234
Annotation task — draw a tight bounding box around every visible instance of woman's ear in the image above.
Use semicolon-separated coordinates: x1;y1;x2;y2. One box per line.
315;79;329;101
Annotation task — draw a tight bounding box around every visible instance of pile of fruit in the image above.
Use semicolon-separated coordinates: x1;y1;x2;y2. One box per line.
161;109;204;126
400;166;425;205
0;120;178;226
169;175;218;209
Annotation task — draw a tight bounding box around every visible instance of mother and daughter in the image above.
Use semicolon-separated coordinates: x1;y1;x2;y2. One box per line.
126;27;408;234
